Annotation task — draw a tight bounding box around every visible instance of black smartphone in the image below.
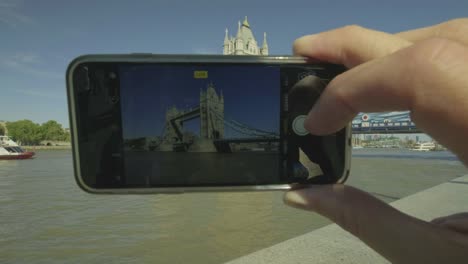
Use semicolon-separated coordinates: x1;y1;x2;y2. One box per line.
66;55;351;193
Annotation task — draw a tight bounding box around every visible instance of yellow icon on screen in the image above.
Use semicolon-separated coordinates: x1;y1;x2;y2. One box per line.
194;71;208;79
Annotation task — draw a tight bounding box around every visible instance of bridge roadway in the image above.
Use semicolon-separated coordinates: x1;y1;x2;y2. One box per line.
213;121;423;138
214;137;280;144
208;122;424;153
212;137;279;153
170;123;422;153
352;122;421;134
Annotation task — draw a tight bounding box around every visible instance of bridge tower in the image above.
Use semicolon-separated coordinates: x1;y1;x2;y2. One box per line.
200;83;224;139
163;106;182;143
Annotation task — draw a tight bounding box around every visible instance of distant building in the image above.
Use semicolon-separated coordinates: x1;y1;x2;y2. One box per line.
223;16;268;55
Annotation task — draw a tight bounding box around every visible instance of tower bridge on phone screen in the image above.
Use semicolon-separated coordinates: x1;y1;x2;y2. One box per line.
155;82;279;153
153;82;419;153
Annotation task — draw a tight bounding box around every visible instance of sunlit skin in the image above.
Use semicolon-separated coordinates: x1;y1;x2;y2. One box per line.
284;18;468;263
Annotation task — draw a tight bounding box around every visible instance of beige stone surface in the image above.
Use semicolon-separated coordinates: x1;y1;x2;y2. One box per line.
226;175;468;264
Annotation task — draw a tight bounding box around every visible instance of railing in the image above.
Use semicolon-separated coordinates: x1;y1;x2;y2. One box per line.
352;121;421;134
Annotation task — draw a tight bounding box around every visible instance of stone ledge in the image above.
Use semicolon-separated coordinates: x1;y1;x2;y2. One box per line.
226;175;468;264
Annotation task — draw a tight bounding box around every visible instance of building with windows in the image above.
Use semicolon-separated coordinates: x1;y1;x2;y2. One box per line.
223;16;268;55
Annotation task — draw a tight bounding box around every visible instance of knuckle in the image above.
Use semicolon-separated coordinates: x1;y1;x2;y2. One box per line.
333;207;348;229
440;18;468;33
402;37;467;119
433;18;468;45
342;208;363;238
448;18;468;25
434;18;468;46
334;25;379;66
331;189;363;237
338;24;366;37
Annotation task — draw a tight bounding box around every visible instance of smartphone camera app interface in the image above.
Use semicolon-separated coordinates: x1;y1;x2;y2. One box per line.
74;62;346;188
115;62;346;188
120;64;293;186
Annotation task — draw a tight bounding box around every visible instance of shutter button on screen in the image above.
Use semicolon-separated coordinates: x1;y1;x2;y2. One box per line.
292;115;309;136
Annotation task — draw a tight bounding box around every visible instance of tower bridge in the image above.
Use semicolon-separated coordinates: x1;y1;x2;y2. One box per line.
158;82;278;152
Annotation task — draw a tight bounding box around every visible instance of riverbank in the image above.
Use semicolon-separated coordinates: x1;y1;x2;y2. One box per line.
22;145;71;150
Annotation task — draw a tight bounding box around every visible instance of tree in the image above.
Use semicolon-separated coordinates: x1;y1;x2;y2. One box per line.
0;125;4;136
41;120;68;141
6;120;43;145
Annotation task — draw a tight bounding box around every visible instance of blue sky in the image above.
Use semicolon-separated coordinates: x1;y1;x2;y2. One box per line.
0;0;466;127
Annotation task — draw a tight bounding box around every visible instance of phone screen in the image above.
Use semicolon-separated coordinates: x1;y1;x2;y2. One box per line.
120;64;282;186
70;61;348;190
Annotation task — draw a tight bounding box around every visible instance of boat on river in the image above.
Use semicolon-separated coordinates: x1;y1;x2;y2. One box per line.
0;136;35;160
411;142;436;152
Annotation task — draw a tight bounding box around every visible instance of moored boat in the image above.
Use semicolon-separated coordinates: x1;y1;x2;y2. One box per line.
0;136;35;160
411;142;436;152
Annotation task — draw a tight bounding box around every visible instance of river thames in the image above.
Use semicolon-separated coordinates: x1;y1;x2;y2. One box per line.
1;149;467;263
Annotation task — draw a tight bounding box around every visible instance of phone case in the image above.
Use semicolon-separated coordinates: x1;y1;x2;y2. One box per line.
67;54;351;193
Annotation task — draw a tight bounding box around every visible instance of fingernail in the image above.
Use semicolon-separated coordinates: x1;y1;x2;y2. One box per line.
284;190;308;209
293;34;318;55
294;34;318;46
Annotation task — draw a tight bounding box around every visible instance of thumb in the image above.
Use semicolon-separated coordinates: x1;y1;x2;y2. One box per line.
284;185;468;263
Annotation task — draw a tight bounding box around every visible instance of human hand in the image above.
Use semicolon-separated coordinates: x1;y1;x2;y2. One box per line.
284;18;468;263
432;212;468;234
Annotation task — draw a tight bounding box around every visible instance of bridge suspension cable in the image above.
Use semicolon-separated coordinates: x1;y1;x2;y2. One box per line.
209;108;278;138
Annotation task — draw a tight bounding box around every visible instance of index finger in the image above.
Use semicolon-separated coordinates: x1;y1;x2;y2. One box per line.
293;25;412;68
304;38;468;166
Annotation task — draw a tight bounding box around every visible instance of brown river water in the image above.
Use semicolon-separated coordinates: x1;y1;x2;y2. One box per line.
1;149;466;263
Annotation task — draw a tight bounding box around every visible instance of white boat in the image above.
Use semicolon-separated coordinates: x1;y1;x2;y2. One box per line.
0;136;35;160
411;142;435;152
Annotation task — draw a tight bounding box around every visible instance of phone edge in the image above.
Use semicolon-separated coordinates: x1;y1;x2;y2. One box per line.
66;54;352;194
